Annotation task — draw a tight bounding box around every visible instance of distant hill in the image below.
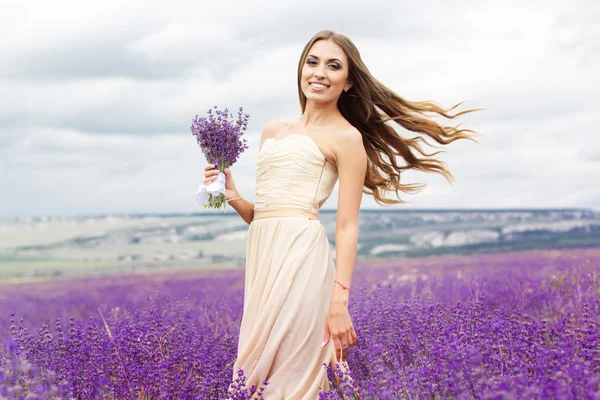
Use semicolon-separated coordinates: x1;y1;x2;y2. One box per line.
1;208;598;280
343;208;600;258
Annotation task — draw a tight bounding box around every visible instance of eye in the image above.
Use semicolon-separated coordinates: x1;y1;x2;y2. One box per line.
306;59;317;65
328;63;341;70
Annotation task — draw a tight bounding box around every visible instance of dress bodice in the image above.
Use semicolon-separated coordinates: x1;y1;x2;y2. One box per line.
253;134;338;218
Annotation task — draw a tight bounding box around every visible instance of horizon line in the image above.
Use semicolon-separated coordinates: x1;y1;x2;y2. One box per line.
1;206;598;220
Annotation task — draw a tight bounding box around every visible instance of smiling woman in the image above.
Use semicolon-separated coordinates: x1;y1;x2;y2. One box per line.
297;31;483;204
200;29;482;399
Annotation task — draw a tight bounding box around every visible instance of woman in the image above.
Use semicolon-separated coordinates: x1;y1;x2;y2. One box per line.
203;30;480;399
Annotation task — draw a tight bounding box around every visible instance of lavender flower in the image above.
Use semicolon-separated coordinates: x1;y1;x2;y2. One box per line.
1;248;599;398
191;106;250;209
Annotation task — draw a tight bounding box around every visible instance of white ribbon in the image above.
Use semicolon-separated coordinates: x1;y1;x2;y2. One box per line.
196;172;226;206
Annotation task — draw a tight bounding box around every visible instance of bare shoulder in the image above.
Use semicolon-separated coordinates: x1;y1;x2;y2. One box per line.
333;125;365;155
260;120;286;141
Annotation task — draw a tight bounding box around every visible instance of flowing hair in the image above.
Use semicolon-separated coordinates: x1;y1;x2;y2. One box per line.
297;30;483;205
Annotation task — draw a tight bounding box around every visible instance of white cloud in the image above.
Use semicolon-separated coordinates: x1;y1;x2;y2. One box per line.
0;0;598;217
127;23;237;62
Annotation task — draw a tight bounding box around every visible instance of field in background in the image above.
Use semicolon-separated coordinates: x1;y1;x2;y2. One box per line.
1;247;598;398
1;208;599;282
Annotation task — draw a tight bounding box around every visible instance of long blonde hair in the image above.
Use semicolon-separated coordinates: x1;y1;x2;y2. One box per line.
297;30;483;205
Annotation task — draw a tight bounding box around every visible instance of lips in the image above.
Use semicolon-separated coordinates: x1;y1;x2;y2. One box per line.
309;82;330;90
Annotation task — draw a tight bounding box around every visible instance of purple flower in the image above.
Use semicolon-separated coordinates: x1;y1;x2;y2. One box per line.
1;248;599;398
191;106;250;169
191;106;250;209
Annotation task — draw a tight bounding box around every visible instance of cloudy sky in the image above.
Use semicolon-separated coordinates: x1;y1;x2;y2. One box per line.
1;0;598;218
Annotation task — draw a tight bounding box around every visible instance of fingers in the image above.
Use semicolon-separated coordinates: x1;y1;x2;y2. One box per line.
342;334;351;360
224;168;232;182
203;164;220;185
333;336;344;361
345;326;356;348
332;335;352;362
345;331;354;350
324;312;357;362
322;325;330;348
203;175;218;185
331;328;357;362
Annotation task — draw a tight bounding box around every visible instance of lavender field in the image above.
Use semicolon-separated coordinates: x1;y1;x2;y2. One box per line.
1;247;599;399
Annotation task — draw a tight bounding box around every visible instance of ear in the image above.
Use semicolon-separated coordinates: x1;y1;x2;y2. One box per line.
344;81;353;92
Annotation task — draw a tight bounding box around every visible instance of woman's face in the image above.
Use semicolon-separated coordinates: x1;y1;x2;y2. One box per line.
300;39;351;105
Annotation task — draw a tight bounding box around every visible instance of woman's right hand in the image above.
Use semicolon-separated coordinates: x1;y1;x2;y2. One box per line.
203;164;240;201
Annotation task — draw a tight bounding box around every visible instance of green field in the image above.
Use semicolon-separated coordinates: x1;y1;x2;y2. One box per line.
1;209;599;282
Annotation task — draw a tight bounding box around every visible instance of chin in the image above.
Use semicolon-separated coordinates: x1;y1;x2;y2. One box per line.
303;89;338;104
306;94;332;104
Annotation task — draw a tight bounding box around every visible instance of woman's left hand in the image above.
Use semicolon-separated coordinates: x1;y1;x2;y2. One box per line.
322;297;357;362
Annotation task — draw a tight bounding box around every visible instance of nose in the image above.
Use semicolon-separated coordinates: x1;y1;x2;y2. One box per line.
314;63;327;79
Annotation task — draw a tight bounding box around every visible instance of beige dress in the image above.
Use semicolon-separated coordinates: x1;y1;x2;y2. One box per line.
232;133;339;399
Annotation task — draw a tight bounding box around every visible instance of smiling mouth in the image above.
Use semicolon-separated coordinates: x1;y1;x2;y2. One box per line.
309;82;329;90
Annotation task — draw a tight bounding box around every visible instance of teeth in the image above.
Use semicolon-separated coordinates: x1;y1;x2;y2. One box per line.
311;83;328;89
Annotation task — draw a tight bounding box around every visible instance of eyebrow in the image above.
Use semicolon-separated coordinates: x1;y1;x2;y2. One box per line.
307;54;343;64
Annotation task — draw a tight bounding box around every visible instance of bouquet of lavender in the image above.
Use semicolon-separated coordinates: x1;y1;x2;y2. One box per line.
191;106;250;209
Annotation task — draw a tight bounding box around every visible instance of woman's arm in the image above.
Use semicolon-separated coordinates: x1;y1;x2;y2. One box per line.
227;195;254;225
202;164;255;224
331;128;366;303
322;127;367;361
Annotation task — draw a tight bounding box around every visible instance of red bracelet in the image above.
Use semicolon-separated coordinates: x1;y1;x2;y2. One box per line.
334;280;351;291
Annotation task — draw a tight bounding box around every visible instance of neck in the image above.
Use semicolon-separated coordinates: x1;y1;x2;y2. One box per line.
298;99;342;128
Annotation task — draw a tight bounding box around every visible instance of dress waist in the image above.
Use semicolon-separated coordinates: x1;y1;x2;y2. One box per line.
252;208;319;221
